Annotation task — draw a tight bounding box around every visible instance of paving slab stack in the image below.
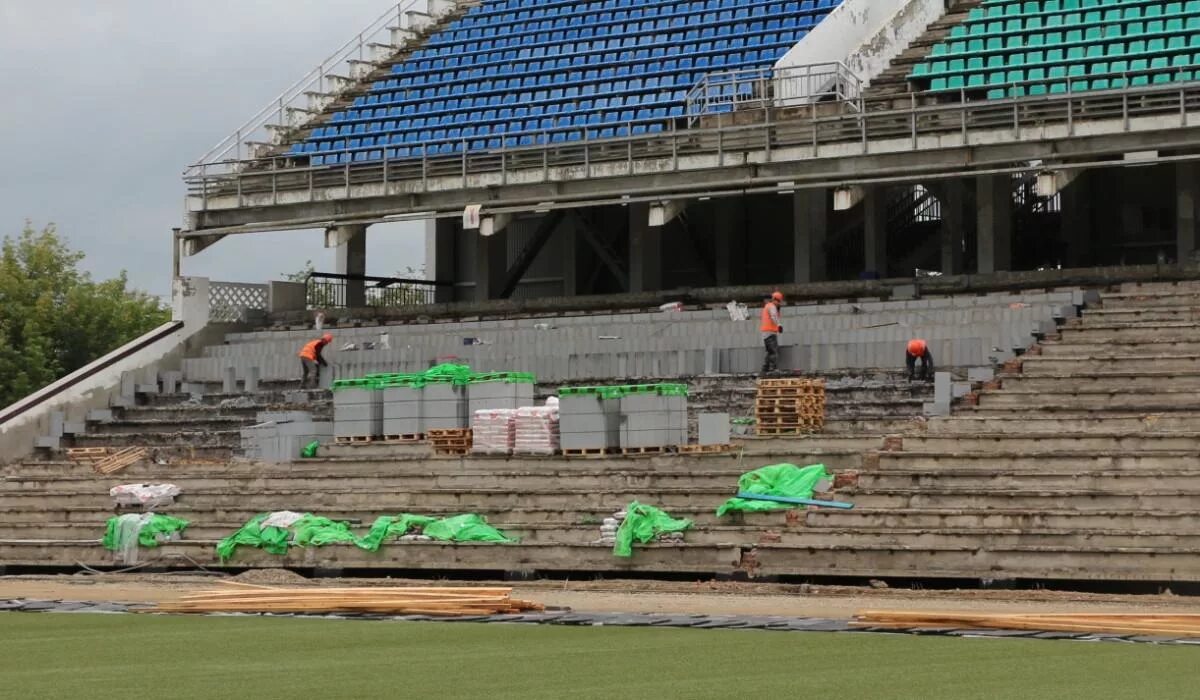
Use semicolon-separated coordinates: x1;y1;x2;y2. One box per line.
378;380;423;437
423;381;469;430
240;411;332;463
558;388;623;451
559;384;688;451
332;379;384;439
468;373;536;414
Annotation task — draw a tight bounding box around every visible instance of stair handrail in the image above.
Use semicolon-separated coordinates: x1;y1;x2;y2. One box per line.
184;1;424;178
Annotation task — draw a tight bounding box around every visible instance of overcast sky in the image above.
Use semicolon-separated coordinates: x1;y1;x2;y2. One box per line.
0;1;424;298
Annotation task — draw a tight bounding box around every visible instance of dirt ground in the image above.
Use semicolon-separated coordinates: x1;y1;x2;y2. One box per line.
0;572;1195;618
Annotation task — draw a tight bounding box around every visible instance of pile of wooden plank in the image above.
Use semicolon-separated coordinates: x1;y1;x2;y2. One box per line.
93;447;148;475
65;447;112;466
854;610;1200;637
151;581;543;616
755;378;825;435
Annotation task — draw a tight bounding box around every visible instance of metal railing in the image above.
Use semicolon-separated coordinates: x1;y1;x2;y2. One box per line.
184;1;425;178
686;62;863;122
185;76;1200;212
306;272;447;309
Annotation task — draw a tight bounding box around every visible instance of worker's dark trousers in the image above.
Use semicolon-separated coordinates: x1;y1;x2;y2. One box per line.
905;350;934;380
762;334;780;373
300;358;320;389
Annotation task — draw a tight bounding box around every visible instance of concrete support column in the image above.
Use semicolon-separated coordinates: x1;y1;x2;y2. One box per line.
628;203;662;292
425;218;457;303
863;186;888;278
976;175;1013;273
939;180;965;275
1178;162;1199;264
1060;171;1090;268
334;224;367;308
474;228;507;302
561;219;578;296
793;188;828;283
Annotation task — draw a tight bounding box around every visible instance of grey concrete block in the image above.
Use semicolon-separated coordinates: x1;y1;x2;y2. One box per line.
222;367;237;394
47;411;64;438
62;422;86;436
698;413;730;446
967;367;995;382
922;401;950;417
934;372;952;406
87;409;114;423
34;436;60;449
952;381;971;399
245;367;260;393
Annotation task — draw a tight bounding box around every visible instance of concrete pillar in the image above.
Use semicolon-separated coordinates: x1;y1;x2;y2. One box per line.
1178;162;1198;264
426;218;457;303
1060;171;1089;268
334;224;367;307
793;188;828;283
713;198;747;286
976;175;1013;273
561;219;578;296
939;180;965;275
863;186;888;277
628;203;662;292
474;228;507;302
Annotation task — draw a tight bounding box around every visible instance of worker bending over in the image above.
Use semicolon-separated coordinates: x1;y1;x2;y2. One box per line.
761;291;784;374
905;338;934;381
299;333;333;389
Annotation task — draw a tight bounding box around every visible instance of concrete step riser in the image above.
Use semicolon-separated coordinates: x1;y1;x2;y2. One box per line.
1022;358;1200;374
903;435;1200;451
1063;327;1200;341
928;415;1200;434
879;454;1200;470
853;492;1200;510
999;376;1200;391
1101;296;1200;309
1085;310;1200;322
809;510;1200;532
977;393;1200;409
68;434;241;449
1039;342;1200;356
87;421;256;436
862;472;1200;490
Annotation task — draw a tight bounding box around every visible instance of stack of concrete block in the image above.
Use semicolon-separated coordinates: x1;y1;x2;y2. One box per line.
422;382;468;430
240;411;332;463
698;412;730;446
332;381;383;439
468;377;535;414
381;383;423;438
618;387;688;450
559;391;621;451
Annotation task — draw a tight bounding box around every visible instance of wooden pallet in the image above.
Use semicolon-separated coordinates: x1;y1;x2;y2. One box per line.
93;447;148;475
562;447;611;458
756;426;819;436
334;435;377;445
427;428;472;439
434;447;470;457
66;447;112;465
620;445;666;455
381;433;425;444
677;443;731;454
757;378;826;388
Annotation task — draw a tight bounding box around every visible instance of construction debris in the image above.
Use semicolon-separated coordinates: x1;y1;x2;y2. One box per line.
151;583;544;617
93;447;148;475
853;610;1200;637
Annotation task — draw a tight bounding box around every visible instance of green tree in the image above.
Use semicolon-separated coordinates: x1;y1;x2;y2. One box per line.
0;223;169;406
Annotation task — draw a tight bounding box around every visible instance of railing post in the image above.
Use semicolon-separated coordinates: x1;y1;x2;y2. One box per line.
422;149;428;190
461;138;468;187
1122;89;1129;130
1067;79;1074;136
910;91;918;150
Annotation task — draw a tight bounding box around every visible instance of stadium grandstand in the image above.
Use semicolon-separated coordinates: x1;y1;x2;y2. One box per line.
6;0;1200;590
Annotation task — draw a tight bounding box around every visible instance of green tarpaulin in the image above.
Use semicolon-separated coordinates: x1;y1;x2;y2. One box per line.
292;516;358;547
102;514;189;551
716;463;832;516
216;513;356;562
614;501;692;558
356;513;515;551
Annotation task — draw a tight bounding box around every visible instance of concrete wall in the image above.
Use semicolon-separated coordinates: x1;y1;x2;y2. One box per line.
775;0;943;86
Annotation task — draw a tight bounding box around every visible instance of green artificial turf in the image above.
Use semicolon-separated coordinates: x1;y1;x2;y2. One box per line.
0;613;1194;699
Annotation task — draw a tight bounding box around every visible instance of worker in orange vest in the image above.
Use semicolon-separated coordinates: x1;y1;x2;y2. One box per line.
760;291;784;374
906;338;934;381
299;333;334;389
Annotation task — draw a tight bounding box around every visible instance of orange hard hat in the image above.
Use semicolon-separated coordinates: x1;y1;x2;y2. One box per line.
907;339;927;356
321;333;334;343
771;291;784;302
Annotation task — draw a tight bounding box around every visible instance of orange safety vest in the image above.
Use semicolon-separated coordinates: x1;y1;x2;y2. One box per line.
907;339;928;357
298;339;324;361
760;302;781;333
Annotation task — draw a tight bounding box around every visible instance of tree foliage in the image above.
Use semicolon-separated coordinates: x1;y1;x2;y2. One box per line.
0;223;169;406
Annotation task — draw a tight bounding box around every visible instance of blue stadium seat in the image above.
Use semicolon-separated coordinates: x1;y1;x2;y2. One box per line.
297;0;845;163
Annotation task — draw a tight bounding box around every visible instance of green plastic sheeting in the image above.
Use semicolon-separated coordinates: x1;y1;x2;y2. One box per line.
423;513;515;543
292;516;358;547
614;501;692;558
102;514;189;551
216;514;290;562
357;513;515;551
355;514;438;552
716;464;832;516
301;441;319;458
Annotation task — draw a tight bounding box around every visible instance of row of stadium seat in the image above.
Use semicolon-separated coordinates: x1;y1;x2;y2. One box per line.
292;0;841;164
910;0;1200;97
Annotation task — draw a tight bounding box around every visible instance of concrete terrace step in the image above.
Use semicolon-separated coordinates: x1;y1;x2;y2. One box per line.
877;451;1200;471
861;468;1200;490
1061;323;1200;340
976;388;1200;410
847;487;1200;510
1038;340;1200;356
927;414;1200;434
997;372;1200;392
807;507;1200;533
1019;354;1200;375
901;432;1200;452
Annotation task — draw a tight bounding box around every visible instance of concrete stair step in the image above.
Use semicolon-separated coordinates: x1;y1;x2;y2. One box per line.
976;390;1200;410
998;372;1200;391
849;487;1200;510
878;451;1200;471
1039;340;1200;356
901;432;1200;451
807;507;1200;533
1019;354;1200;375
862;468;1200;490
927;414;1200;434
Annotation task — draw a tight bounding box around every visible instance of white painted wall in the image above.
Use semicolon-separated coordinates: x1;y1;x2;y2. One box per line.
775;0;946;87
